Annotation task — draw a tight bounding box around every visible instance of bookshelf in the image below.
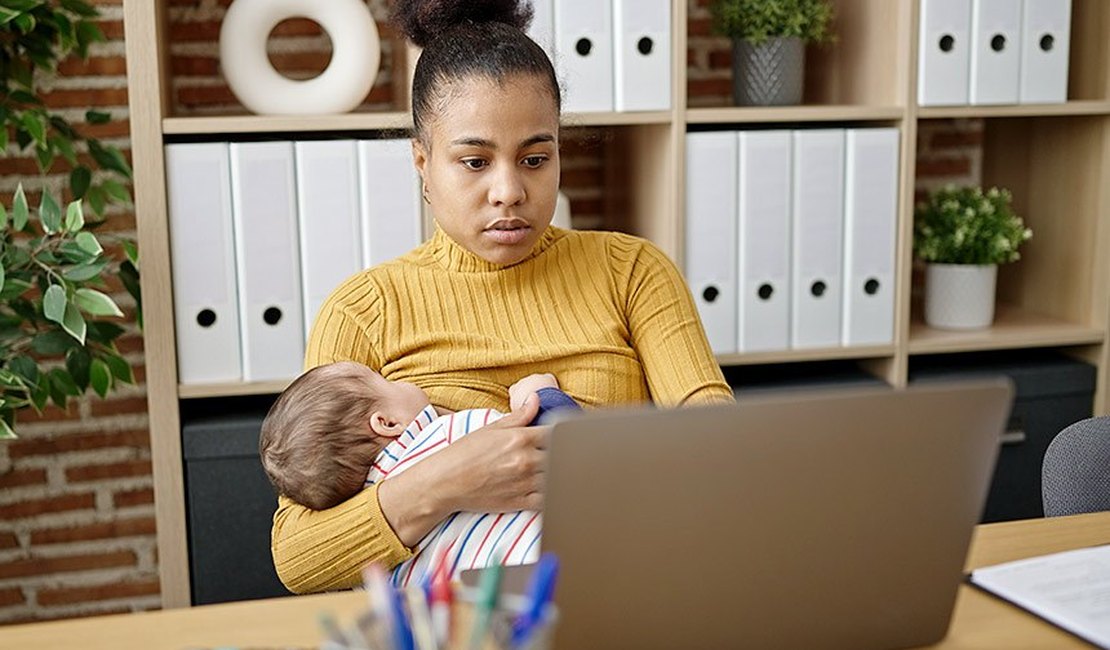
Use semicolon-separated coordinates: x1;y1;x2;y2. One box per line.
123;0;1110;607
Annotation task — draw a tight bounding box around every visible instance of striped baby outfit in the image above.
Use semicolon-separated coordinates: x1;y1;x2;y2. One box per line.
365;405;543;587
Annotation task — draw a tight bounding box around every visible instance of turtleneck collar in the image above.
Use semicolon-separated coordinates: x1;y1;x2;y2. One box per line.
429;225;561;272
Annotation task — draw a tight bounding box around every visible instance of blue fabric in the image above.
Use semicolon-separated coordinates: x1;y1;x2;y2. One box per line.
530;387;581;426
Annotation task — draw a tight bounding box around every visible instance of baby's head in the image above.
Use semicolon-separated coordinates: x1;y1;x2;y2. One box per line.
259;361;430;510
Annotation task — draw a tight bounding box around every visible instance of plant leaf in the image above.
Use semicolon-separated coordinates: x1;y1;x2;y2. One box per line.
122;240;138;266
32;330;80;355
0;263;5;296
0;202;8;230
8;355;39;384
70;166;92;198
0;419;15;440
62;260;107;282
39;191;62;234
87;321;125;343
43;284;67;323
89;358;111;398
85;109;111;124
86;184;106;216
65;200;84;232
0;278;33;302
74;288;123;317
13;184;29;230
65;347;91;391
87;140;132;178
103;352;134;384
75;231;102;256
101;179;131;205
20;111;45;147
61;303;87;344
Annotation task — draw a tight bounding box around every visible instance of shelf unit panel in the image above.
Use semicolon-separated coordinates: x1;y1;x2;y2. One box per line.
687;105;904;124
917;101;1110;120
716;345;896;367
908;305;1104;355
179;380;291;399
163;112;671;136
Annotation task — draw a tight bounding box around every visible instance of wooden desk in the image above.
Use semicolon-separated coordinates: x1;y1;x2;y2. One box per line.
2;512;1108;650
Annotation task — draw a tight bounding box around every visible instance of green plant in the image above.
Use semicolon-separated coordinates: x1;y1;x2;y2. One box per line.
914;185;1033;266
0;0;140;439
710;0;835;45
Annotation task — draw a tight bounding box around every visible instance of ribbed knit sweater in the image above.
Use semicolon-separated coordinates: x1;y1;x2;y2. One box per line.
271;226;733;593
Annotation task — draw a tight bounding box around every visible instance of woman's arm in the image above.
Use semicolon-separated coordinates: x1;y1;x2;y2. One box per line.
618;236;735;406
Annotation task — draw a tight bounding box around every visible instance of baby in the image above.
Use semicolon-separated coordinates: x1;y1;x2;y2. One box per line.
258;360;579;586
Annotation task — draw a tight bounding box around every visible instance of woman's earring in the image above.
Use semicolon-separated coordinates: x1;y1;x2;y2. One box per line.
422;184;431;205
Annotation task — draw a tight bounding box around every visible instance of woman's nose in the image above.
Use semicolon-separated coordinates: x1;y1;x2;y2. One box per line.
488;165;526;207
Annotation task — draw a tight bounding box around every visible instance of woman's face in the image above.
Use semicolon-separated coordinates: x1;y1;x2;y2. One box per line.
413;73;560;266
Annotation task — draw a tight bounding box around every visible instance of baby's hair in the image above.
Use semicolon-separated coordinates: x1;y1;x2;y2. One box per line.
391;0;561;146
259;362;384;510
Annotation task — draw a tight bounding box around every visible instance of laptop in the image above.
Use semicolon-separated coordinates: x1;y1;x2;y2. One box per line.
467;379;1013;649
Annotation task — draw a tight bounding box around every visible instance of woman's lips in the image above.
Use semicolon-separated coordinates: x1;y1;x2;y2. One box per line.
483;223;532;245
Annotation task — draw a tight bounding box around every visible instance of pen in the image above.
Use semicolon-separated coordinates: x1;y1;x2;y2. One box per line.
466;553;504;650
511;553;559;650
404;583;438;650
364;563;400;650
429;550;453;649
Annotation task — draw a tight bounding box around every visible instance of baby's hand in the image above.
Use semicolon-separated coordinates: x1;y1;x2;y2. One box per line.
509;373;559;411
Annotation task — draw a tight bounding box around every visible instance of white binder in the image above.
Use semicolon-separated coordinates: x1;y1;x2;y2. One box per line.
1019;0;1071;104
842;129;900;347
970;0;1022;105
613;0;671;111
230;141;305;382
555;0;614;112
918;0;973;106
165;143;242;384
685;131;738;355
791;130;845;350
737;130;792;353
295;140;363;341
528;0;556;60
358;139;423;267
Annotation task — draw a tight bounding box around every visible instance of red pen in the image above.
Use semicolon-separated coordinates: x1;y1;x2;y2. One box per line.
429;549;453;649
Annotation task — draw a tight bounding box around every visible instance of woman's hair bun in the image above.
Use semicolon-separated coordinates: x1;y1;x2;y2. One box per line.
393;0;533;48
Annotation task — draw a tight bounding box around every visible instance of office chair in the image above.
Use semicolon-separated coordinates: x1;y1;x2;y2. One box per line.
1042;416;1110;517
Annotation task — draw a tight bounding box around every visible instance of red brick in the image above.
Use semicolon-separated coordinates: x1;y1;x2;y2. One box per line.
689;18;714;37
132;365;147;384
176;84;239;108
271;18;326;38
42;88;130;109
916;157;972;178
0;468;48;489
929;129;984;149
268;51;333;75
113;488;154;509
9;430;150;460
65;460;152;483
115;335;146;355
170;55;219;77
687;77;733;100
0;550;136;581
56;56;128;77
0;587;25;607
80;120;132;139
168;21;222;42
88;395;149;418
567;198;604;218
708;49;732;70
15;403;80;424
560;168;604;188
37;578;160;606
0;493;95;520
97;20;124;41
31;517;156;546
0;532;20;550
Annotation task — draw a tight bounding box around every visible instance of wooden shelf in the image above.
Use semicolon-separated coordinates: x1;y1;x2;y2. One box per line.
687;105;904;125
917;101;1110;120
908;304;1104;355
162;111;671;136
178;380;290;399
716;345;896;367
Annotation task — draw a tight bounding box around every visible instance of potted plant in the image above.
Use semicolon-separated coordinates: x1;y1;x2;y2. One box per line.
0;0;141;438
914;185;1032;330
710;0;835;106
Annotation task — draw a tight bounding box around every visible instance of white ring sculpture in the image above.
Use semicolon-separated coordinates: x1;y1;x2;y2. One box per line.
219;0;381;115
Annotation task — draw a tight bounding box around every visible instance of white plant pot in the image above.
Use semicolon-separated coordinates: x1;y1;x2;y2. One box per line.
925;263;998;330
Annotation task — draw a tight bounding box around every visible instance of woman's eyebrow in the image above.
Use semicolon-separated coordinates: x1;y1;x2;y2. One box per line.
450;134;555;150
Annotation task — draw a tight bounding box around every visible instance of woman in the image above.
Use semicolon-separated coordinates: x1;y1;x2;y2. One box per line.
271;0;734;593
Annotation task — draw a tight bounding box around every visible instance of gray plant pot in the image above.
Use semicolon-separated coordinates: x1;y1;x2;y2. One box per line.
732;36;805;106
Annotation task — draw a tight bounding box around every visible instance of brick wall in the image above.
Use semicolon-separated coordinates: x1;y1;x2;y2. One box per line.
0;0;986;626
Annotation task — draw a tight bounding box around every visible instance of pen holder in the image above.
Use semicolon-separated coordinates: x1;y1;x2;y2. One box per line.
320;586;559;650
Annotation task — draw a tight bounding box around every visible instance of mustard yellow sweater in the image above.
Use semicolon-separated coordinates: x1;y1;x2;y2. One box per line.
272;226;733;593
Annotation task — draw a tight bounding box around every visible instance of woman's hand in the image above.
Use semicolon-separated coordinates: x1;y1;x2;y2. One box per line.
377;395;548;547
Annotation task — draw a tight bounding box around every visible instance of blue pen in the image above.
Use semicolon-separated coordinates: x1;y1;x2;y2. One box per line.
511;553;560;649
389;583;417;650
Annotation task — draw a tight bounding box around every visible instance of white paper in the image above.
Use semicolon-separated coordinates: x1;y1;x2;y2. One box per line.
971;544;1110;646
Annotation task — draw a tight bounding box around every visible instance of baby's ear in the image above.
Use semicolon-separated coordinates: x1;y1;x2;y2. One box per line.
368;411;405;439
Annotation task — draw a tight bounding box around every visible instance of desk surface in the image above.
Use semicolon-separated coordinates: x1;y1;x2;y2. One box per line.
2;512;1108;650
